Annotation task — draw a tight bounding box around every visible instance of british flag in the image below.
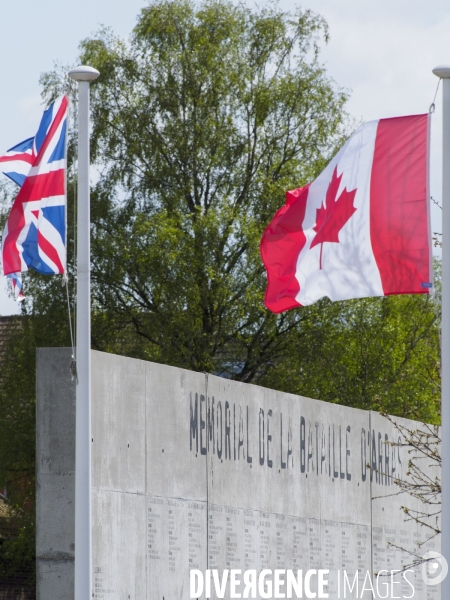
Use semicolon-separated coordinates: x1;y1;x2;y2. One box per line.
0;95;68;299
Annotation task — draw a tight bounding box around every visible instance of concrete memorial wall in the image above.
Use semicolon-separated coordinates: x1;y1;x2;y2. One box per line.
36;348;441;599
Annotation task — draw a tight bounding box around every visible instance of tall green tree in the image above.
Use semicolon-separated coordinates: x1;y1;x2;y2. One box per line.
41;0;350;380
35;0;441;422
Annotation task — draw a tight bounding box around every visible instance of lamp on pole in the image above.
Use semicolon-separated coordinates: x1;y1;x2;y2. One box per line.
432;63;450;595
68;64;100;600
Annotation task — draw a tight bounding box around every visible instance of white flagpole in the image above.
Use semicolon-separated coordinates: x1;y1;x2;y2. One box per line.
433;64;450;594
68;65;100;600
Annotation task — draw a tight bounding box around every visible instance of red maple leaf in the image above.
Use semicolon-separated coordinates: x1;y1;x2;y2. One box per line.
310;167;357;269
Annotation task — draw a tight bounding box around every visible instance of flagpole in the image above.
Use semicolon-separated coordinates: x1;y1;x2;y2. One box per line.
68;65;99;600
433;64;450;594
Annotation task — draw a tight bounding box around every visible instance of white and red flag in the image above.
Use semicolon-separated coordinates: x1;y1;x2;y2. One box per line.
260;114;432;313
0;95;68;300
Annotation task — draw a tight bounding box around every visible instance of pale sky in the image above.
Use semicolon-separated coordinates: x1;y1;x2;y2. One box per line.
0;0;447;315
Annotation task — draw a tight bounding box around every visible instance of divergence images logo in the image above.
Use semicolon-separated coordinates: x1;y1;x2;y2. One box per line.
421;551;448;586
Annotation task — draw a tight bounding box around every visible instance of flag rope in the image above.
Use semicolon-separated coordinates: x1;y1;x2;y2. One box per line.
72;104;77;373
430;79;441;114
65;276;77;382
65;95;78;381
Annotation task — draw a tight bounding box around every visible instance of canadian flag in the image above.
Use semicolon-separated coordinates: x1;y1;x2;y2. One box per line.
260;114;432;313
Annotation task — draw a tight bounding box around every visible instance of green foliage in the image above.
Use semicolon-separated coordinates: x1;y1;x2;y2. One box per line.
0;316;35;594
259;293;441;423
0;317;35;502
0;507;36;596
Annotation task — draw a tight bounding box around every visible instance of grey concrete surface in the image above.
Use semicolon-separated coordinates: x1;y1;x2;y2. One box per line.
36;349;441;599
36;348;75;600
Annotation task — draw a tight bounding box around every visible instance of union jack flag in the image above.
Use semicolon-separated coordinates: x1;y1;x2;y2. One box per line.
0;95;68;299
0;137;34;187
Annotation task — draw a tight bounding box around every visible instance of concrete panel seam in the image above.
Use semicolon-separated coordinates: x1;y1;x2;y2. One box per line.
205;372;210;571
145;356;148;600
369;410;374;583
37;552;74;562
91;488;147;497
